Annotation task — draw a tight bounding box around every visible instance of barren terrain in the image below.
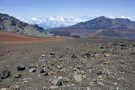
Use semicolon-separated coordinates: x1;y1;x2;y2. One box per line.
0;32;135;90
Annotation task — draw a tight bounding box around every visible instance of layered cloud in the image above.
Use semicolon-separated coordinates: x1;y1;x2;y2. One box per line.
21;16;92;29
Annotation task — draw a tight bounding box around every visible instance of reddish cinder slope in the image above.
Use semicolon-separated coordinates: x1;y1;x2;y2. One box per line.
0;31;40;43
0;31;71;44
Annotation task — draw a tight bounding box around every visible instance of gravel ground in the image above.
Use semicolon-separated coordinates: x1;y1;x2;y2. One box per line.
0;38;135;90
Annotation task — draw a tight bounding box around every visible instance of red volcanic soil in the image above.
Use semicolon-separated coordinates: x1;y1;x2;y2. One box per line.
0;31;71;44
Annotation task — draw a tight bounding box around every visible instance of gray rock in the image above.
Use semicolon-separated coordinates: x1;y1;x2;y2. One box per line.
73;73;83;82
14;73;22;78
29;68;36;73
51;76;64;86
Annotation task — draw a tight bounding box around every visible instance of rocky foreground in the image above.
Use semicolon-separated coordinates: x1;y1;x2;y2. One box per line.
0;38;135;90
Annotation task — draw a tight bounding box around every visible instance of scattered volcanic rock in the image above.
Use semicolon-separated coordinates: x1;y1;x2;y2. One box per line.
0;38;135;90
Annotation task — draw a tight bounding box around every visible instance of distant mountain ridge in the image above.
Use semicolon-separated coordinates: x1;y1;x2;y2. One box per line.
49;16;135;39
73;16;135;30
1;13;135;39
0;13;47;37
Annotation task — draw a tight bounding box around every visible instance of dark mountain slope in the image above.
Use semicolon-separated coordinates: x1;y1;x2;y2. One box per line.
49;16;135;39
67;16;135;31
0;13;46;37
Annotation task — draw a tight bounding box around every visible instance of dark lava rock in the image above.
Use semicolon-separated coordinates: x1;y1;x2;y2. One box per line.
41;72;48;76
71;54;77;58
40;69;48;76
81;53;91;58
40;69;46;73
16;66;25;71
100;46;104;49
0;69;10;79
56;79;63;86
96;71;103;76
120;44;127;47
50;52;55;56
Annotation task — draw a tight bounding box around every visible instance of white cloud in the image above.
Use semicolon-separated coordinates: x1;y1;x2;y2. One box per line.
59;16;65;22
31;17;38;21
120;16;132;19
21;16;92;29
48;16;55;21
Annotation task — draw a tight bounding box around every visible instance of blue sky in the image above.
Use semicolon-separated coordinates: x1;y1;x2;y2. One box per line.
0;0;135;19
